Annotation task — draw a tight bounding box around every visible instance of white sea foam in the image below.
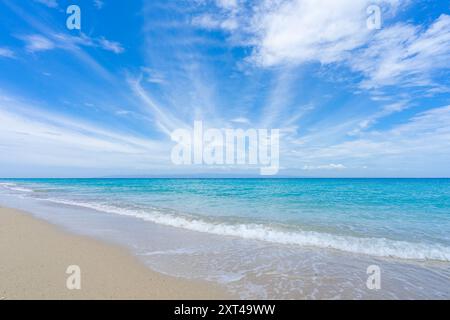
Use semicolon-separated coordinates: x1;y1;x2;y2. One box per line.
43;197;450;262
8;187;33;192
0;183;33;193
0;182;15;187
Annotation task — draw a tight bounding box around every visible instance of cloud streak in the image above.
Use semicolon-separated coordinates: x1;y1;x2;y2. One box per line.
0;47;15;58
0;94;170;176
21;34;55;52
194;0;449;91
33;0;58;8
352;14;450;89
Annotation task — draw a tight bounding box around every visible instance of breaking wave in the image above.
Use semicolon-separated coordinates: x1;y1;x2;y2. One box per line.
42;198;450;262
0;182;34;193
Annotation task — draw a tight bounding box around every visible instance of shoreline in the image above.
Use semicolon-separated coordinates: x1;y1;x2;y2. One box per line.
1;181;449;299
0;206;231;300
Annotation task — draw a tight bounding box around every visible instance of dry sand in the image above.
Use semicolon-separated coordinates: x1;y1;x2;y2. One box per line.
0;206;231;299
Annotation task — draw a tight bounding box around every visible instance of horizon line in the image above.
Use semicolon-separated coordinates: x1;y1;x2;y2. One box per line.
1;177;450;179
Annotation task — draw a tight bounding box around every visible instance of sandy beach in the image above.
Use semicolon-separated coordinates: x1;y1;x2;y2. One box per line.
0;206;230;300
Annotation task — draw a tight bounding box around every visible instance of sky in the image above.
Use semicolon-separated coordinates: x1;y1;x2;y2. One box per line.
0;0;449;178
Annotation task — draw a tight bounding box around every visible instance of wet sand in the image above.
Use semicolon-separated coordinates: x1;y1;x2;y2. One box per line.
0;206;230;299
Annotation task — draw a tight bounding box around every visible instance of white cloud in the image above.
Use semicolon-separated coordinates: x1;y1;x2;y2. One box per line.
302;164;346;170
248;0;374;66
348;101;410;136
21;34;55;52
191;0;240;31
128;76;189;135
192;13;238;31
33;0;58;8
19;33;124;55
240;0;405;67
141;67;166;84
94;0;104;9
195;0;449;90
0;47;15;58
0;95;168;173
230;117;250;124
391;105;450;138
293;105;450;171
115;110;132;116
352;14;450;88
53;33;125;54
98;37;124;54
216;0;238;10
192;14;221;29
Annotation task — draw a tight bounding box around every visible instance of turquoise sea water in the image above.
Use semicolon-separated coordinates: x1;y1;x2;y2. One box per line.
1;178;450;298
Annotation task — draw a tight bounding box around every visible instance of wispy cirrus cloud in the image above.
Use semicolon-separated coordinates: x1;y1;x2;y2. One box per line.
18;33;125;54
288;104;450;176
193;0;401;65
347;100;410;136
0;94;169;176
216;0;238;10
94;0;104;9
193;0;450;92
0;47;15;58
230;117;250;124
21;34;55;52
1;0;449;177
141;67;166;84
352;14;450;89
97;37;124;54
33;0;58;8
191;13;238;31
302;164;346;171
128;76;189;135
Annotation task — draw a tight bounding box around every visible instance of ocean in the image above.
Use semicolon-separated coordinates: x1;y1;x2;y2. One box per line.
1;178;449;299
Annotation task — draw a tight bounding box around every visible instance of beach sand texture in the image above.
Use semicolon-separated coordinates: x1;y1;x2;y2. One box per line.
0;207;230;299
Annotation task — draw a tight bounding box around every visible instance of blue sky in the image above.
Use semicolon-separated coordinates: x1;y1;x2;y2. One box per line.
0;0;449;177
